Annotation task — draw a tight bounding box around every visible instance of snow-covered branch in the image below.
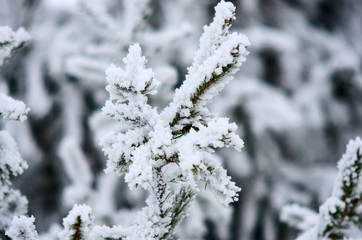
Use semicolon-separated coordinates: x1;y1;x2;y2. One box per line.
0;26;30;67
99;1;249;238
282;137;362;240
0;93;30;122
6;216;38;240
58;204;95;240
0;26;30;236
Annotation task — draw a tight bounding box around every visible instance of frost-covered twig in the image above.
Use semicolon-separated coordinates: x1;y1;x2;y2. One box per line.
281;137;362;240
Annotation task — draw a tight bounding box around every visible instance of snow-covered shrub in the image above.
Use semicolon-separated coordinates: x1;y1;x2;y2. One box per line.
281;137;362;240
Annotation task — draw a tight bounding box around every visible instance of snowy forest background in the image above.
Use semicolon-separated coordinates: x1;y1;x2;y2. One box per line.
1;0;362;239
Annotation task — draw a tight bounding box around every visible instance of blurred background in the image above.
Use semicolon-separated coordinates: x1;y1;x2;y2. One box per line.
0;0;362;239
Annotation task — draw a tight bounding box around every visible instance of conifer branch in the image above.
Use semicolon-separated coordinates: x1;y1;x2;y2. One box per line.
281;137;362;240
320;142;362;239
0;26;30;67
161;185;196;240
0;26;30;231
100;1;249;238
58;204;95;240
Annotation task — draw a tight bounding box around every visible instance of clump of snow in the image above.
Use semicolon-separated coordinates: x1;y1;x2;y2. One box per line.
0;130;28;179
102;43;159;128
6;215;38;240
0;26;30;66
0;93;30;121
58;204;95;240
332;137;362;200
89;225;129;240
0;186;28;230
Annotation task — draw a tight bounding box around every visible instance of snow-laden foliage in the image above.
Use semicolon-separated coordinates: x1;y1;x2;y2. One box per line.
0;93;30;121
0;131;28;180
210;1;362;237
0;25;30;235
4;1;249;239
98;1;249;238
55;1;241;237
0;26;30;122
21;0;195;232
58;204;95;240
0;26;30;66
282;137;362;240
6;215;38;240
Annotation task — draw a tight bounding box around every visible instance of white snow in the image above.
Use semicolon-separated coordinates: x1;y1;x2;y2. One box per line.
0;93;30;122
6;215;38;240
58;204;95;240
0;130;28;177
99;0;249;237
0;26;30;66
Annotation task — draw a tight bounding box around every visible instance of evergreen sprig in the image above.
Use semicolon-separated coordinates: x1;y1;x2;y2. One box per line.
321;147;362;239
161;185;196;240
281;137;362;240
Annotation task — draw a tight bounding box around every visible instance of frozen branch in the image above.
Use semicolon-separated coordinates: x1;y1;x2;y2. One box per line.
282;137;362;240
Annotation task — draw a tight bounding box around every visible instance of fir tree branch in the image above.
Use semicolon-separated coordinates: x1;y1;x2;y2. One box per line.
58;204;94;240
321;146;362;239
282;137;362;240
161;185;196;240
100;1;248;238
190;48;240;106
